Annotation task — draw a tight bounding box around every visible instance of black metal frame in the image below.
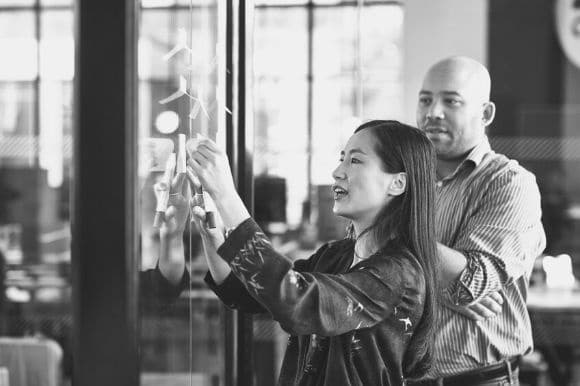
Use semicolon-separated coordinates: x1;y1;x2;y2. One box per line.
225;1;254;385
72;0;139;385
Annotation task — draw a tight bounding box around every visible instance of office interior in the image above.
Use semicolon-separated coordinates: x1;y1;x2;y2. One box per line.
0;0;579;385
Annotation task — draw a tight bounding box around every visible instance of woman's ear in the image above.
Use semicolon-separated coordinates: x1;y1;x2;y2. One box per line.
388;172;407;196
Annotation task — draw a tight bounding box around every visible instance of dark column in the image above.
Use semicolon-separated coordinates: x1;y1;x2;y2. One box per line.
225;1;254;385
72;0;139;385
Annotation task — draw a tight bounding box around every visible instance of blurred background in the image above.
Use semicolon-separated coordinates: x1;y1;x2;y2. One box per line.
0;0;579;385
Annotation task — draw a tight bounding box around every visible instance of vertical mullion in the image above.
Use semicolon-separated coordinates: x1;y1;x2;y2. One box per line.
72;0;139;385
224;1;254;385
237;0;254;385
224;1;238;386
34;0;41;168
306;0;314;222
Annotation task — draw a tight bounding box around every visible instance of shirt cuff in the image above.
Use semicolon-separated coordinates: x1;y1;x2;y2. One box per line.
449;252;480;305
217;217;263;263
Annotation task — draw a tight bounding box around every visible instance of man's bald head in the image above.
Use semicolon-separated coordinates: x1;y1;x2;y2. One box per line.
416;56;496;161
425;56;491;104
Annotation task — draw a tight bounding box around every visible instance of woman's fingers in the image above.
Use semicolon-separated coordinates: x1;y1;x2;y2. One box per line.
187;157;207;179
192;205;206;221
170;172;187;196
165;204;177;219
196;137;220;152
189;150;209;168
186;166;200;190
192;206;220;237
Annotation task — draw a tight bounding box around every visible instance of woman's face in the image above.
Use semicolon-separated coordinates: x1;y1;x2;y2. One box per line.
332;130;398;230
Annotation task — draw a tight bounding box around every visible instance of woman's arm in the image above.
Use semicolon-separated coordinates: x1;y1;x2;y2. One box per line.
218;219;416;336
192;204;231;285
190;199;266;313
156;174;189;285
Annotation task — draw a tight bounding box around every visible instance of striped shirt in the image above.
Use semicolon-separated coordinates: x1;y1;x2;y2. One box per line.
430;137;546;377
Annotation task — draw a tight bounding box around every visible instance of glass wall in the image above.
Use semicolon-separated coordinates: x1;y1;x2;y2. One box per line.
0;1;73;384
138;1;227;385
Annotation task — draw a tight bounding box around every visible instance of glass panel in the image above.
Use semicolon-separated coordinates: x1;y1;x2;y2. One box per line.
255;0;308;5
0;6;73;386
252;2;402;383
138;1;227;385
0;0;34;6
40;0;73;6
0;12;36;81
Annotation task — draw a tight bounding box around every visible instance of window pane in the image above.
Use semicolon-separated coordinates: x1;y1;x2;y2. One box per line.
138;2;227;385
40;10;74;81
40;0;72;6
0;0;34;6
254;6;308;230
255;0;308;5
0;6;73;386
0;82;35;166
0;12;36;81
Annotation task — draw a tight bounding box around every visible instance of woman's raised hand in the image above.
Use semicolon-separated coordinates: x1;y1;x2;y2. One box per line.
187;136;237;202
187;135;251;231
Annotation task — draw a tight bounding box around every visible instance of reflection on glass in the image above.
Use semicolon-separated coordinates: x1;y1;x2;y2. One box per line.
0;12;36;81
40;0;72;6
0;0;34;6
255;0;308;5
138;1;226;385
0;3;73;386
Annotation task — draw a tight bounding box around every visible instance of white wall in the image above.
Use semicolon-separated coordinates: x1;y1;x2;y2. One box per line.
402;0;488;125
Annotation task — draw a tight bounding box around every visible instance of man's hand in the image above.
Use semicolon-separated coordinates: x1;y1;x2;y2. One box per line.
445;291;504;322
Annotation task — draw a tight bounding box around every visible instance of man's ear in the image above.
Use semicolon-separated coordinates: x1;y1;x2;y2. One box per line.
482;101;496;126
388;172;407;196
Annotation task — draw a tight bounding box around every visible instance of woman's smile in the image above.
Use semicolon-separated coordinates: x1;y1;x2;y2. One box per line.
332;184;348;200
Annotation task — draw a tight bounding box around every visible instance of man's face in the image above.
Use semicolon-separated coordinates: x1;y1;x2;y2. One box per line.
416;66;487;160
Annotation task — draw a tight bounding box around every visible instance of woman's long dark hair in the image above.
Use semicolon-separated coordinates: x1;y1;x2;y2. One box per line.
350;120;439;378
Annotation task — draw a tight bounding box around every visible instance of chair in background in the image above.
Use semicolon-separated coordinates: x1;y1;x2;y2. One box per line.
0;337;62;386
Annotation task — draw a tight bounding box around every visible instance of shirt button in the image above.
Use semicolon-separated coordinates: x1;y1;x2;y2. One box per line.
436;181;443;188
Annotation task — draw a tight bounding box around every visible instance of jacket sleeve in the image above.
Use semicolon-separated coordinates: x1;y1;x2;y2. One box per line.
217;218;419;336
140;264;189;313
204;270;267;313
203;244;328;314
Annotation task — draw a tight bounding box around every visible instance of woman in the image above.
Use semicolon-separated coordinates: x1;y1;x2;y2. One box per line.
188;120;439;385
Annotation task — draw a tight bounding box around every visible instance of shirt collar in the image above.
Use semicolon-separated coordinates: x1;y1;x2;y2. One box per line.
464;136;491;167
440;137;492;182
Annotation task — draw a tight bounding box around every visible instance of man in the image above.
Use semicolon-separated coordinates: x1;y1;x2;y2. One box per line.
411;56;546;385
